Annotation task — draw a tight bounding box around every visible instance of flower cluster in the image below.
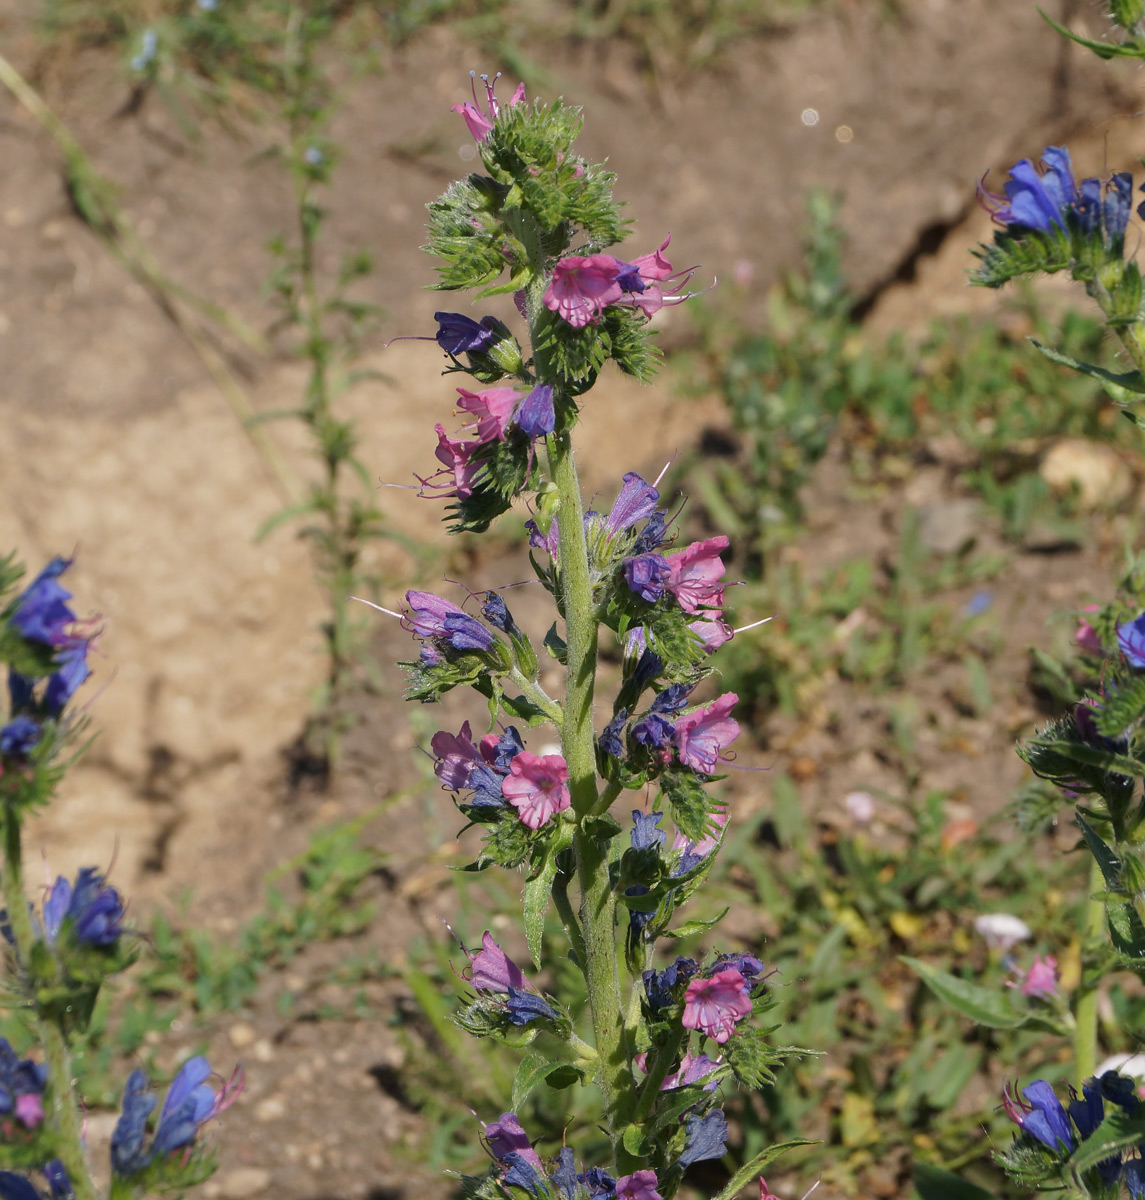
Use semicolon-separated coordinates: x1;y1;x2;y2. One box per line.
432;721;570;831
1;866;124;951
542;238;695;329
643;953;765;1045
980;146;1133;245
1002;1073;1145;1192
466;932;561;1025
1;558;97;766
0;1038;47;1135
111;1056;243;1179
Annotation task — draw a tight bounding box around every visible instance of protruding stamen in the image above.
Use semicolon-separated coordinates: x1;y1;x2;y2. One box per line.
351;596;403;620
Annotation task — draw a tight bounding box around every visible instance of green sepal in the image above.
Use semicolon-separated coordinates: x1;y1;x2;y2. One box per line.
722;1024;791;1089
621;1122;652;1159
543;623;567;663
582;813;623;842
659;768;724;844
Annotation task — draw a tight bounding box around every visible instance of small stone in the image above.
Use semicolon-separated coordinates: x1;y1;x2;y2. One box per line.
252;1038;274;1062
216;1167;271;1199
228;1021;256;1048
254;1095;287;1122
1041;438;1133;509
916;499;981;555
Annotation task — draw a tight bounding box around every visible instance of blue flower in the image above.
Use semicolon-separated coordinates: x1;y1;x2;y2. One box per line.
505;986;559;1026
606;473;661;535
1118;614;1145;668
1003;1079;1074;1152
678;1109;729;1167
434;312;496;357
42;867;124;947
632;712;673;750
0;716;40;758
630;810;666;850
482;592;518;635
642;956;698;1013
466;763;508;807
111;1057;242;1178
625;554;670;603
599;710;627;758
514;384;556;440
9;559;75;647
983;147;1133;246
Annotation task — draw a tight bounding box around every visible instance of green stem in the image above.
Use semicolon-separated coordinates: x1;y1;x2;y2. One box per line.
552;862;587;967
631;1023;688;1125
1075;857;1105;1086
1;810;96;1200
507;666;564;725
1087;276;1145;376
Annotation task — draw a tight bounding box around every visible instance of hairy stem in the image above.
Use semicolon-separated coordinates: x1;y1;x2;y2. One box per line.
1075;856;1106;1086
1;810;96;1200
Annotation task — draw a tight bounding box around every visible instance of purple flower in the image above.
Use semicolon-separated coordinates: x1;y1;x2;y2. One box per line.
430;721;482;791
1002;1080;1074;1152
514;383;556;440
481;725;525;769
625;554;670;603
606;473;661;535
482;592;518;634
678;1109;728;1167
111;1057;243;1177
483;1112;543;1172
0;1039;47;1132
674;694;740;774
0;716;40;758
1118;614;1145;668
404;591;494;653
632;712;674;750
418;424;481;500
468;931;527;992
543;256;625;327
456;386;521;444
435;312;497;356
616;1171;662;1200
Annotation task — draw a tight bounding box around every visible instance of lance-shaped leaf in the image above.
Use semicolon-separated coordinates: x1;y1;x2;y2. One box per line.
912;1162;998;1200
1068;1108;1145;1175
901;957;1027;1028
1030;339;1145;401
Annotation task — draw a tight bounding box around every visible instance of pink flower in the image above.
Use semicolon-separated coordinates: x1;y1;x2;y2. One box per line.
452;72;526;143
672;808;728;859
759;1179;781;1200
469;931;527;992
632;1049;720;1090
616;1171;663;1200
456;386;522;443
674;694;739;774
1020;955;1061;1000
418;424;480;498
625;236;674;284
543;255;625;328
682;969;752;1044
502;751;571;829
665;536;729;614
1076;604;1102;655
688;615;733;653
14;1092;43;1129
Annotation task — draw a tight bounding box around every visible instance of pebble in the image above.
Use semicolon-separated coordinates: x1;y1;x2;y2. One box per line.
915;498;980;555
214;1167;271;1199
1041;438;1133;509
254;1095;287;1122
228;1021;257;1048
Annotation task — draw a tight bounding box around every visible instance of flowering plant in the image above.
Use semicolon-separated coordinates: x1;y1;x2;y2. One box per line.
370;71;803;1199
0;554;239;1197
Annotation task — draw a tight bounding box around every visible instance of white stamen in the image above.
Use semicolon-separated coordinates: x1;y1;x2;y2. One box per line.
733;616;773;635
351;596;403;620
652;459;673;489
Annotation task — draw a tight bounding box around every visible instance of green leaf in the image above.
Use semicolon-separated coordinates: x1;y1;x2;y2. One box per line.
912;1162;997;1200
711;1140;817;1200
1069;1108;1145;1174
900;957;1027;1028
523;826;572;968
512;1053;552;1110
1076;814;1122;890
1029;339;1145;398
621;1123;651;1158
662;908;730;939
